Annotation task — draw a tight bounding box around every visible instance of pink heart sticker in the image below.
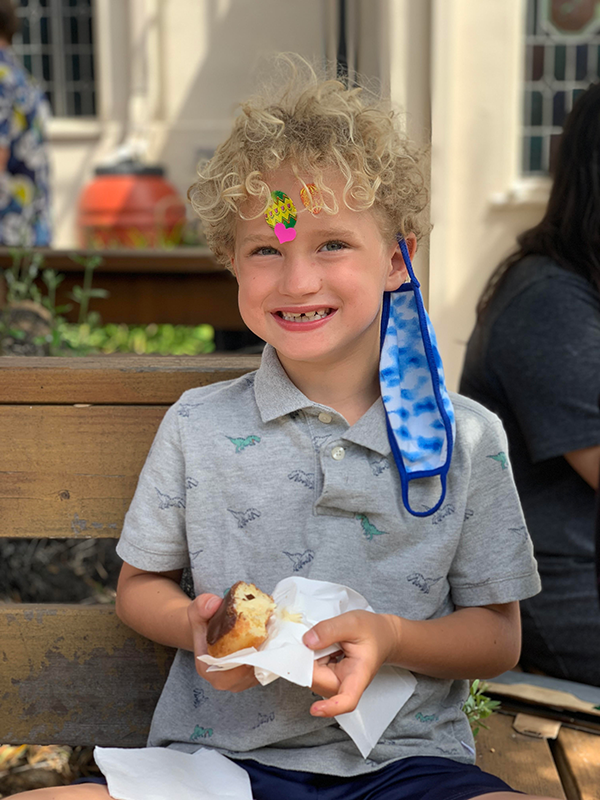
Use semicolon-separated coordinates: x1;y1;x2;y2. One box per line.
274;222;297;244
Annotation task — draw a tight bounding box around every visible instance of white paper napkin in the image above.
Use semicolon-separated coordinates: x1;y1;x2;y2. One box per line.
94;746;253;800
198;576;417;757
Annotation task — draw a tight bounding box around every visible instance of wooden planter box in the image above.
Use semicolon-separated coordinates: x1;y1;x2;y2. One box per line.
0;247;246;331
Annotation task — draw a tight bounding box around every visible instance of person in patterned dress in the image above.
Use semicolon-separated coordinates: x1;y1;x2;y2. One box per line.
0;0;51;247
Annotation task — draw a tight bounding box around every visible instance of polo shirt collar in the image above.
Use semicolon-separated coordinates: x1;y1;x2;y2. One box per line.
254;344;315;422
342;400;391;457
254;344;392;457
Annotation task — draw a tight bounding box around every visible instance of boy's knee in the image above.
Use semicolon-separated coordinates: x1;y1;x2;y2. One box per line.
9;785;111;800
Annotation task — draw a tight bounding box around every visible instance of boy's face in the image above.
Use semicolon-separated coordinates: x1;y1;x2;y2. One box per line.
231;167;411;371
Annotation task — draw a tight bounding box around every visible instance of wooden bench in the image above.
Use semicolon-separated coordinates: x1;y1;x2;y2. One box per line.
0;355;597;798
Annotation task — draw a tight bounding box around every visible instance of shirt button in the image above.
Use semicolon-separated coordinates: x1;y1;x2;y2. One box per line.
318;412;332;424
331;445;345;461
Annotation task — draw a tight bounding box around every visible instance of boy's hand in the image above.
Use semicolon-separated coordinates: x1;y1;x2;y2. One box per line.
188;593;259;693
304;610;398;717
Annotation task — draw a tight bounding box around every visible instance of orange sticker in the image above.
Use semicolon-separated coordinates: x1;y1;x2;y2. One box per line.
300;183;323;215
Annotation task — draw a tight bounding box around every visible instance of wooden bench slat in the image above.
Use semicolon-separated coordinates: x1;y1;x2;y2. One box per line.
553;727;600;800
476;713;566;798
0;355;260;405
0;405;165;538
0;604;174;747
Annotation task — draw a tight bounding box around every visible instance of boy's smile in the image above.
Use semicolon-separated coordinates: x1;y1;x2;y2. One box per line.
231;168;412;408
275;305;335;325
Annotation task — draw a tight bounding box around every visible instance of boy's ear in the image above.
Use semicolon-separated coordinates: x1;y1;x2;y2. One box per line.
404;232;417;262
386;232;417;291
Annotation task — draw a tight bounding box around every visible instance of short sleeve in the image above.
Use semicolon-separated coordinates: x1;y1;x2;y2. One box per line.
488;274;600;462
116;404;190;572
448;416;541;606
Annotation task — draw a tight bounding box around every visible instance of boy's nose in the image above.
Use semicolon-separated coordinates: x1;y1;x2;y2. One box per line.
279;256;322;297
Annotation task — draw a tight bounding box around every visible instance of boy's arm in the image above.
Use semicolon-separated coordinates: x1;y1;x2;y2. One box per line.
116;562;258;692
304;601;520;717
116;562;194;650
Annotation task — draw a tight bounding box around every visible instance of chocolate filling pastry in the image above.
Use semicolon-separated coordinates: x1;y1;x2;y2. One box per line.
206;581;276;658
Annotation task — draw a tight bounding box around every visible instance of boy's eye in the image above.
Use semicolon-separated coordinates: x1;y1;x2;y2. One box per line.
251;246;280;256
320;240;347;252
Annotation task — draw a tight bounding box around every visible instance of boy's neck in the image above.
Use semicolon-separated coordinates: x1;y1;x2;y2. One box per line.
277;346;381;426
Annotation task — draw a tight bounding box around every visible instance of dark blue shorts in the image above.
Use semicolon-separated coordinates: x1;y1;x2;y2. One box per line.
83;755;520;800
233;757;519;800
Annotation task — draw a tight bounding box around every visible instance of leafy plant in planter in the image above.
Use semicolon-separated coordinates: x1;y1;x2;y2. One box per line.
59;321;215;356
0;249;108;356
0;249;215;356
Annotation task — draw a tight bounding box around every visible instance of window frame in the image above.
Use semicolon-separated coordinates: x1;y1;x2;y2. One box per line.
12;0;97;119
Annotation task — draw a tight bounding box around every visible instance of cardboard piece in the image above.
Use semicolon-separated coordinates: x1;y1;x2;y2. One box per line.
487;671;600;718
513;713;562;740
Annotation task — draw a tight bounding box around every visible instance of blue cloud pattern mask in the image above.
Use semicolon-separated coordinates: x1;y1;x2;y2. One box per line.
379;237;455;517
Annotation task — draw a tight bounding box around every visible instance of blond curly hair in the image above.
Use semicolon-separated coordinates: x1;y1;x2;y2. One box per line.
188;55;428;267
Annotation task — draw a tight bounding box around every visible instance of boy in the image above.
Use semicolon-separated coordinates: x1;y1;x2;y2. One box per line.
13;59;556;800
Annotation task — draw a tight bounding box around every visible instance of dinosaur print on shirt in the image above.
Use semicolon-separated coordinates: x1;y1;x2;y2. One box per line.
228;507;261;529
287;469;315;489
251;711;275;730
226;435;261;453
283;549;315;572
193;688;209;709
177;402;204;418
487;452;508;470
156;488;186;509
407;572;443;594
355;514;388;541
368;455;390;477
415;712;439;723
312;434;332;451
509;525;528;540
190;726;213;741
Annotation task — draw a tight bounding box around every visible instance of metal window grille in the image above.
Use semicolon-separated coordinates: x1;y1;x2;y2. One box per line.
524;0;600;174
12;0;96;117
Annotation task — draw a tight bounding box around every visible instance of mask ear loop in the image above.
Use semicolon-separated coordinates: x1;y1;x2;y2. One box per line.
379;237;454;517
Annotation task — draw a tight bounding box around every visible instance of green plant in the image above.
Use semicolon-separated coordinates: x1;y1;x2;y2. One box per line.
58;322;215;356
462;679;501;738
68;254;109;324
3;248;45;304
41;268;67;314
0;248;215;356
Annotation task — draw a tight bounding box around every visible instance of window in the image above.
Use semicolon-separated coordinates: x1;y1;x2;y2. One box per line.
12;0;96;117
523;0;600;174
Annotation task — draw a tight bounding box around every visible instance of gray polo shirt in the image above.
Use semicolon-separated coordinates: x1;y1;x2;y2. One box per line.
117;344;541;776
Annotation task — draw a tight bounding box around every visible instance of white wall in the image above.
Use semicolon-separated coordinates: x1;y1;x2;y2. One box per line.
429;0;548;390
385;0;433;305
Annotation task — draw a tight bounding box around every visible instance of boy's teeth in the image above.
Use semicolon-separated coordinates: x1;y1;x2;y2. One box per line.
280;309;330;322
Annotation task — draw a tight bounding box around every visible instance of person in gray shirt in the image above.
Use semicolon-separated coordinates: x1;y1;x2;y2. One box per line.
460;82;600;687
116;343;540;779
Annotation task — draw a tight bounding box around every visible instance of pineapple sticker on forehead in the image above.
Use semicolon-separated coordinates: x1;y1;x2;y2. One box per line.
265;190;297;243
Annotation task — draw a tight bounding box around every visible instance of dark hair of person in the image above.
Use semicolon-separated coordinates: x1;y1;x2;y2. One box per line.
0;0;18;44
477;81;600;319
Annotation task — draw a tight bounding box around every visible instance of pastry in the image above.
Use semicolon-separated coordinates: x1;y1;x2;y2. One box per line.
206;581;276;657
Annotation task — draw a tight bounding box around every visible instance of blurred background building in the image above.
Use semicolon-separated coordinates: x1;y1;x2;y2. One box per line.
9;0;600;386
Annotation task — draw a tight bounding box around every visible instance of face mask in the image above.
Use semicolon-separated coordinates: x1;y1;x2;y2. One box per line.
379;237;455;516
